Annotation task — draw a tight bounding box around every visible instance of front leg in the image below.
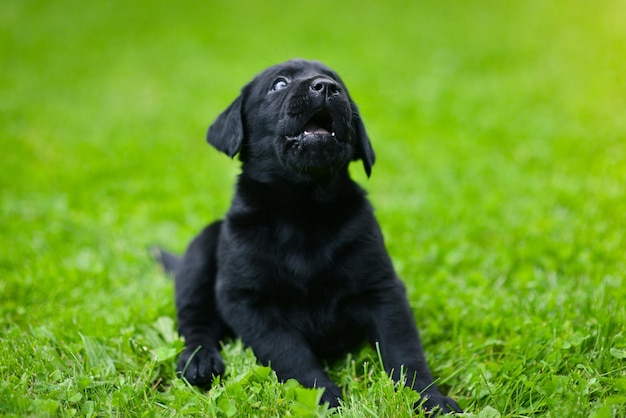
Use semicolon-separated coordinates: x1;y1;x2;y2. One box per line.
369;280;462;414
220;298;342;407
175;222;227;387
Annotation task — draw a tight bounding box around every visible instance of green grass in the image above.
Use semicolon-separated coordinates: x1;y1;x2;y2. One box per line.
2;0;626;416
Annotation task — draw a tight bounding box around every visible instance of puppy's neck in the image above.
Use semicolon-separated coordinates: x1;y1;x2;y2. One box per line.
234;171;365;213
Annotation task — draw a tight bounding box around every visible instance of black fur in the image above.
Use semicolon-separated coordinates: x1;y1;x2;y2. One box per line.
157;59;461;413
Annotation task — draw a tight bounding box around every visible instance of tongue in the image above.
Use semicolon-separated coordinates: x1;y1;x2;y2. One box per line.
303;122;331;135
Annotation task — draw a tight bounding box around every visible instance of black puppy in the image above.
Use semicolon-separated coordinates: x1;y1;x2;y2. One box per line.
157;59;461;414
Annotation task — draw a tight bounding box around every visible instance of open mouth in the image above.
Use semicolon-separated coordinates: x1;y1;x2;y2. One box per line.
282;105;351;175
302;109;335;137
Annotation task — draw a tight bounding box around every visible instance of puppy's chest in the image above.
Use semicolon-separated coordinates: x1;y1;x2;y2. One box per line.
265;219;347;280
223;195;374;289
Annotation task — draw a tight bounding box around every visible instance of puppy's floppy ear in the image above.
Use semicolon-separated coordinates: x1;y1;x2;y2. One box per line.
207;94;244;157
350;101;376;177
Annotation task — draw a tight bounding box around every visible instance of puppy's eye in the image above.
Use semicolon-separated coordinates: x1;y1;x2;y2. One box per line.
271;78;289;91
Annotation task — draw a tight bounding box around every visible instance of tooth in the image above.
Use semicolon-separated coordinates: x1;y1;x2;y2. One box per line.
304;131;311;135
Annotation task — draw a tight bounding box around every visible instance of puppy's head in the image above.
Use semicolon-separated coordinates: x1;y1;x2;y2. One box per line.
207;59;375;183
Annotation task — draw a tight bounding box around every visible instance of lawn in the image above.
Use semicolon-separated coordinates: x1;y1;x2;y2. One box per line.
1;0;625;416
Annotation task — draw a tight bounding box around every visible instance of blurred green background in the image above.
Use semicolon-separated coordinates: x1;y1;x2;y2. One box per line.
2;0;626;415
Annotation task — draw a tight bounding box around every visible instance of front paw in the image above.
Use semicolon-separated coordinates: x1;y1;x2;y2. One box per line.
419;393;462;414
319;383;342;408
177;346;225;388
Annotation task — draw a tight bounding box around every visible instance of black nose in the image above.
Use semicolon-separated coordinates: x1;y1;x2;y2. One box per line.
309;77;340;97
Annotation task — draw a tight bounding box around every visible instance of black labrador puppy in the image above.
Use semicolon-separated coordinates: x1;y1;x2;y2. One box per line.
156;59;461;414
